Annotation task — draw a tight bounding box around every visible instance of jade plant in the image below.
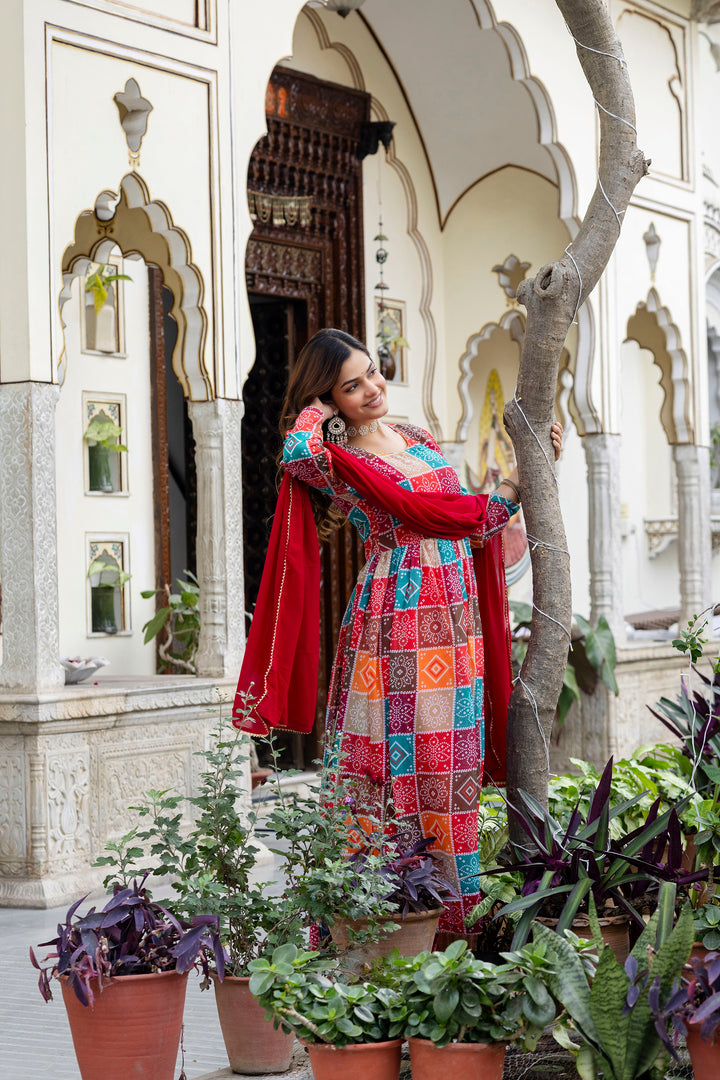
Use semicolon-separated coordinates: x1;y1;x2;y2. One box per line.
249;943;407;1046
392;938;564;1050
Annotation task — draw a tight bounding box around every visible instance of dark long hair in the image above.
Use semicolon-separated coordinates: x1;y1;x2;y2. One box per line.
279;328;371;539
280;328;370;435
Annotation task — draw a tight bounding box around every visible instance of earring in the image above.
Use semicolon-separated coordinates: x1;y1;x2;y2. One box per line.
326;413;347;445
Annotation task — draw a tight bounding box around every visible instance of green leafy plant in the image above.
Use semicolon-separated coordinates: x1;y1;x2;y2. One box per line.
496;758;704;948
393;938;561;1050
85;263;132;314
693;898;720;950
544;885;693;1080
548;749;695;840
95;693;306;976
83;416;128;452
511;603;618;726
249;943;406;1046
87;557;131;589
141;571;200;674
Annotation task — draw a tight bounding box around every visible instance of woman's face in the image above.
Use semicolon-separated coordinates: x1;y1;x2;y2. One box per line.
331;348;388;426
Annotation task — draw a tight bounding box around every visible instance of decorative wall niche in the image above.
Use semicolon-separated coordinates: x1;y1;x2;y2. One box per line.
81;258;127;356
83;393;128;495
87;536;130;636
375;297;408;383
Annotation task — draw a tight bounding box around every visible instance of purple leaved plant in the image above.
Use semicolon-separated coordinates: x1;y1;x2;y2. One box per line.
494;757;707;947
29;875;225;1006
652;950;720;1054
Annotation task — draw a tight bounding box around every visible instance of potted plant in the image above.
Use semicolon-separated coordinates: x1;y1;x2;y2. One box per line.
141;571;201;674
693;897;720;958
96;695;306;1075
84;263;131;353
542;885;693;1080
325;835;457;965
259;749;456;964
495;757;706;957
84;415;127;493
87;557;131;634
29;876;221;1080
393;937;563;1080
249;943;406;1080
653;949;720;1080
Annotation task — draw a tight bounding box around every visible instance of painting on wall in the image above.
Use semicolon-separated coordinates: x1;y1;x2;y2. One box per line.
466;368;529;586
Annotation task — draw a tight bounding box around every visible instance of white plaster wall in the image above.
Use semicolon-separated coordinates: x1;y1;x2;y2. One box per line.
55;263;157;675
48;34;217;395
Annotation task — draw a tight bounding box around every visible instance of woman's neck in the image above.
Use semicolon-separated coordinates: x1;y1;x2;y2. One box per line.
347;420;406;454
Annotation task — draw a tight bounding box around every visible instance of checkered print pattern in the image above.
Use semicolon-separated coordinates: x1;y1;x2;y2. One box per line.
283;408;513;934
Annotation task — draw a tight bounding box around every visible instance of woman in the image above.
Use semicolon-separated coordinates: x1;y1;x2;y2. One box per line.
236;327;562;936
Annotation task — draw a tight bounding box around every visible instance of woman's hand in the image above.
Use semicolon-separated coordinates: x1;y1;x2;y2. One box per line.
309;396;338;422
551;421;563;461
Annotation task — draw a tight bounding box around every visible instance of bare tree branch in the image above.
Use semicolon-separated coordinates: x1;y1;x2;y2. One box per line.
503;0;649;828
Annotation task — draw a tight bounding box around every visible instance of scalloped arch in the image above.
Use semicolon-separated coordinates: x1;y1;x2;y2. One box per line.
57;172;213;401
625;287;693;444
455;310;525;444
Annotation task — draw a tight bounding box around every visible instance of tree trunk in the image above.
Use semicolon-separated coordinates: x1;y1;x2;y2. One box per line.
503;0;649;830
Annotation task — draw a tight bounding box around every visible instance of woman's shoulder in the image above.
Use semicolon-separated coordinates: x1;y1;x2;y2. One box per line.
394;422;442;452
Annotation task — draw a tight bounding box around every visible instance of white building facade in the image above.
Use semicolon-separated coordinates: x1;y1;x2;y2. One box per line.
1;0;719;903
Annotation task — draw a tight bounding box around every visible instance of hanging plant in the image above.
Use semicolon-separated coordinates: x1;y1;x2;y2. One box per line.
85;264;132;314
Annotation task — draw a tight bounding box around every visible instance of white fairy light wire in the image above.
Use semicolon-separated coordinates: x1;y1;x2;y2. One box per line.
507;22;637;771
513;676;551;770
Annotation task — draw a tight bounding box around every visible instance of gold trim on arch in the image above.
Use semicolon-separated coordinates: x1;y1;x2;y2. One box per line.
58;172;213;401
625;287;693;445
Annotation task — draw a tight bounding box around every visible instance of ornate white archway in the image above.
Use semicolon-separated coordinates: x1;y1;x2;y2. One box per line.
625;287;693;444
58;172;213;401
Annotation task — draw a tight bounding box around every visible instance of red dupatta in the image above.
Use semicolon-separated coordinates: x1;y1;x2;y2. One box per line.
233;443;512;783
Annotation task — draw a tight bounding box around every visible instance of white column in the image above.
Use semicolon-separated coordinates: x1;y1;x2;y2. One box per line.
584;433;625;639
673;443;711;626
188;398;246;678
0;382;64;690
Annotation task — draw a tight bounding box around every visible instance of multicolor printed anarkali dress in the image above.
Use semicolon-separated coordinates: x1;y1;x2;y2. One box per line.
283;406;516;934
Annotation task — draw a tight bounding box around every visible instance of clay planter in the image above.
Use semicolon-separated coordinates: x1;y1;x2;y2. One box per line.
408;1037;506;1080
303;1038;402;1080
538;912;630;964
686;1022;720;1080
330;907;442;967
61;969;188;1080
212;974;294;1074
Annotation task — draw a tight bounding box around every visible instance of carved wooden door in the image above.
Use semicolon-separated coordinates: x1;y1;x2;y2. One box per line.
244;66;370;767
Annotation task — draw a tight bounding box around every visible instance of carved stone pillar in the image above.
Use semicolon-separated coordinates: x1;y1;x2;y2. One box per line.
673;443;711;625
583;433;625;639
188;399;246;678
0;383;64;690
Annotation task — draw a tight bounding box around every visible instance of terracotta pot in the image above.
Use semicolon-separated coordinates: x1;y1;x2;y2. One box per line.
212;974;294;1074
538;913;630;964
330;907;443;967
408;1037;506;1080
686;1022;720;1080
303;1038;402;1080
61;970;188;1080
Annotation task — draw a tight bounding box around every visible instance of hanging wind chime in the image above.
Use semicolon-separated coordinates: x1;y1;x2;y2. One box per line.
374;214;395;379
